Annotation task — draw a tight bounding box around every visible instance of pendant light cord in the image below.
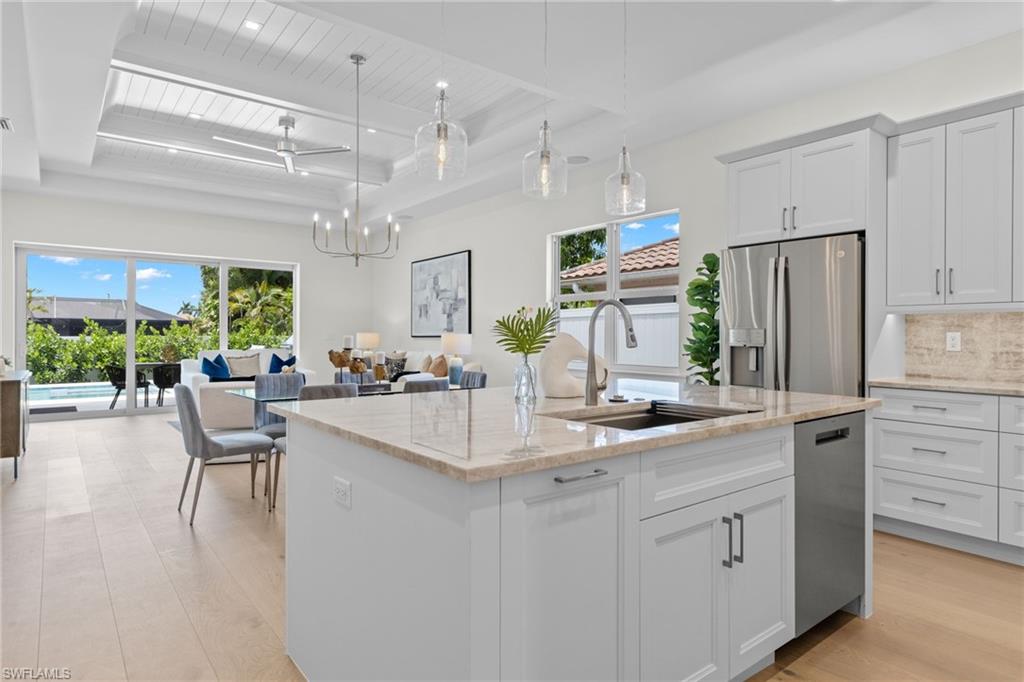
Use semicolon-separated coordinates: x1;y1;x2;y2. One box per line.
543;0;549;119
622;0;627;146
355;56;361;254
440;0;447;84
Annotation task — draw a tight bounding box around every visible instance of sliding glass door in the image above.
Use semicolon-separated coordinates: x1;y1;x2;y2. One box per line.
17;245;295;419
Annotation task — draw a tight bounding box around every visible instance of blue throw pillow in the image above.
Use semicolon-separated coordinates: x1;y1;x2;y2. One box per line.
201;354;230;380
269;354;297;374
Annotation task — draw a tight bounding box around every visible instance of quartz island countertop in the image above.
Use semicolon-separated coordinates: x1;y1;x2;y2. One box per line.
270;381;879;482
869;376;1024;397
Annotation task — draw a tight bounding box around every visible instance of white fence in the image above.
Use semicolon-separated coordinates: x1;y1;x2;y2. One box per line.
558;303;680;370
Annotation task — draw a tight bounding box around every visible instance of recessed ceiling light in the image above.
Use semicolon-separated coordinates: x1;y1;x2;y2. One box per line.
300;171;309;176
243;19;262;31
436;80;449;89
167;148;179;154
187;112;203;120
366;128;377;134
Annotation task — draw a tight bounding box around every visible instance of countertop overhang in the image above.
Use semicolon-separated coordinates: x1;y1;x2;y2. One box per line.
270;383;879;482
869;377;1024;397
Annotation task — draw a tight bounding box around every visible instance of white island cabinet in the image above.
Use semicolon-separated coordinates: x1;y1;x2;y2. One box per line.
273;386;874;681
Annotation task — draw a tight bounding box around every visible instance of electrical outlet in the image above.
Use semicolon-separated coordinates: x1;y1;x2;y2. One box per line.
333;476;352;509
946;331;962;352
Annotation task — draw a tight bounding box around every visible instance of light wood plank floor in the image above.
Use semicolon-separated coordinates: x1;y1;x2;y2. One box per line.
3;413;1022;681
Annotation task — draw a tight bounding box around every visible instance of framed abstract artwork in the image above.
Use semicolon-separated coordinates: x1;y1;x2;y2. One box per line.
411;250;471;337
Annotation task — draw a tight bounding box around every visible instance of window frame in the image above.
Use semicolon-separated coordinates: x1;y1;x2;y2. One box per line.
548;208;681;376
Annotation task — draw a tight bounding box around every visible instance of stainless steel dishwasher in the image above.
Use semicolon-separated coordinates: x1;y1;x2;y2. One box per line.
794;412;865;637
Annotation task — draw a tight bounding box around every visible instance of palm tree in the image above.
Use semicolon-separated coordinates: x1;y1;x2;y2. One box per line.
228;281;292;334
177;301;198;318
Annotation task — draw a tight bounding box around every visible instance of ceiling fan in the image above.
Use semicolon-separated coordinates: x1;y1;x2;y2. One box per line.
212;115;350;173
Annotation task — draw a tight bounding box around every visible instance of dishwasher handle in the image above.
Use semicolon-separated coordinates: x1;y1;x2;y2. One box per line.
814;427;851;446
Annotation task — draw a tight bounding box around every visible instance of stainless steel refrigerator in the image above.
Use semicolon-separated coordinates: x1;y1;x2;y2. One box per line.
721;233;864;397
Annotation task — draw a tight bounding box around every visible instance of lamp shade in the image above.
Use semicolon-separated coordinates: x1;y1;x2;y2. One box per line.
441;332;472;356
355;332;380;349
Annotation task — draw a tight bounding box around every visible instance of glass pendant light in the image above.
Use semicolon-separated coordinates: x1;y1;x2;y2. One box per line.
605;0;646;216
415;0;468;181
523;0;567;199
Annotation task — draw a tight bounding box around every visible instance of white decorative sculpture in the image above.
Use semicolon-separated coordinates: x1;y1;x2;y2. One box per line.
539;332;608;398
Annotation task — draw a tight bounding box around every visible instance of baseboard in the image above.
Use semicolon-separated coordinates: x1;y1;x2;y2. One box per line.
732;653;774;682
874;515;1024;566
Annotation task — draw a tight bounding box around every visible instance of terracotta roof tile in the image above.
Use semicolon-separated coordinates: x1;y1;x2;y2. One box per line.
560;237;678;280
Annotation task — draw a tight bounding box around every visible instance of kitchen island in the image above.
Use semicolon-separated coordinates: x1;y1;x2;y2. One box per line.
270;383;879;681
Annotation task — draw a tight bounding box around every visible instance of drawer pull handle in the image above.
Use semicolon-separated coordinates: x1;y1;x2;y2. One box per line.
911;404;947;411
733;513;745;564
911;496;947;507
722;516;734;568
911;447;947;456
815;427;850;445
553;468;608;484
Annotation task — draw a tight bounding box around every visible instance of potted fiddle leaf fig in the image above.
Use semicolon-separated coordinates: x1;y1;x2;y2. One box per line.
682;252;720;385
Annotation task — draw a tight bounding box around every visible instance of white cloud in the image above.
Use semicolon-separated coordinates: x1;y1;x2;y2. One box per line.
664;222;679;234
139;284;151;290
136;267;171;281
94;273;112;281
41;255;81;265
623;222;645;230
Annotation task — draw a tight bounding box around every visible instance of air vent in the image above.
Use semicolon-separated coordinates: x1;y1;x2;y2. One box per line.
0;117;12;132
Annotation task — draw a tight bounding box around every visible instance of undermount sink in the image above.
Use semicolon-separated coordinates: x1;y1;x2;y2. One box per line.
574;401;762;431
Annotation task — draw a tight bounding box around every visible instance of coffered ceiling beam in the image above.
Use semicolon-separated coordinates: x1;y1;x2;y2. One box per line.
113;33;427;138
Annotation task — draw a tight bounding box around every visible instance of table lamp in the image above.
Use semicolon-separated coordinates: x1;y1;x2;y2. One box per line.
441;332;472;385
355;332;380;353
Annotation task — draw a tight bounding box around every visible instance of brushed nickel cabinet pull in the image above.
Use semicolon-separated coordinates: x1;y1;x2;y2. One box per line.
912;496;947;507
782;207;788;232
949;268;954;295
935;268;941;296
791;205;797;230
733;513;745;563
912;447;948;456
912;404;947;411
553;468;608;484
722;516;734;568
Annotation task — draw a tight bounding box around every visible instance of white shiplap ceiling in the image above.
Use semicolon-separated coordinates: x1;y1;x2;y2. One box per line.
3;1;1023;227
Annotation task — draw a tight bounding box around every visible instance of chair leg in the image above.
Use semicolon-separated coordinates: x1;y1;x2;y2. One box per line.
250;453;257;499
264;452;271;508
178;458;195;512
272;449;282;511
189;460;206;526
109;388;121;410
157;388;164;407
144;385;149;408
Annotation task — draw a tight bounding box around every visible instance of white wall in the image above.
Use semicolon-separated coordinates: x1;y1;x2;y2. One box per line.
369;31;1024;385
1;191;372;380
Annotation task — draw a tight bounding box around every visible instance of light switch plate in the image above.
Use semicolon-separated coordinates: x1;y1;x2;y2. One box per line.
333;476;352;509
946;331;962;352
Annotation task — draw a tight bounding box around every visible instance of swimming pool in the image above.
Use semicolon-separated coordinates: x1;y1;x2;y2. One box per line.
28;382;117;400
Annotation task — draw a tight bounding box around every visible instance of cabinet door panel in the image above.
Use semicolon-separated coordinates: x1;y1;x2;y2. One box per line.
640;495;730;682
999;488;1024;547
999;433;1024;491
500;456;639;681
790;131;867;238
887;126;946;306
727;476;795;675
1014;107;1023;302
946;110;1013;303
727;151;790;246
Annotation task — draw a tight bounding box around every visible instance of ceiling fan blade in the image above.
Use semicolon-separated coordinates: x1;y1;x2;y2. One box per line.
294;146;351;156
283;155;295;173
212;135;277;153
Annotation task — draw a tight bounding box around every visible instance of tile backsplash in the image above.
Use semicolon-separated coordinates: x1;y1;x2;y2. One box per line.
904;312;1024;383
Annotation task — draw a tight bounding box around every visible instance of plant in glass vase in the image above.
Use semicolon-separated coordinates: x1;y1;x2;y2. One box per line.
492;306;558;405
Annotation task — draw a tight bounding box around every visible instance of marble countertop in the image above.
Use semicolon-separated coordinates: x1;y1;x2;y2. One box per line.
270;377;880;482
869;377;1024;398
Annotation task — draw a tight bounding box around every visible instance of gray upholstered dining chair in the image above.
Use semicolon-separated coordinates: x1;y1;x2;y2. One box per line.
254;373;306;438
335;370;376;384
402;378;450;393
173;385;275;524
459;371;487;389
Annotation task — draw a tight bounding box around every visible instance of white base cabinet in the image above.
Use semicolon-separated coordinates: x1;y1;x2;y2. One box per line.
641;476;795;681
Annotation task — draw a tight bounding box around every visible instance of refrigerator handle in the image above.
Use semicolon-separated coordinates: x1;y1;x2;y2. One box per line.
776;255;790;392
764;257;778;391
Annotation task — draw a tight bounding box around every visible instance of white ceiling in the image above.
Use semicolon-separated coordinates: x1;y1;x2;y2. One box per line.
2;1;1022;229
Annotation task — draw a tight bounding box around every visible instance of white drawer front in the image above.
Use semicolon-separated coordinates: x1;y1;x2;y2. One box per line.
998;488;1024;547
874;420;997;485
869;387;998;431
640;426;793;519
874;468;998;541
999;397;1024;435
999;434;1024;491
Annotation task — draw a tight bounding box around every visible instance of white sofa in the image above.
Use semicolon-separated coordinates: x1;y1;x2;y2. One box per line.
390;350;483;392
180;349;316;430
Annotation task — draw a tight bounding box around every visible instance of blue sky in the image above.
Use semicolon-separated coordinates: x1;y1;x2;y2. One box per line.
28;255;204;316
619;212;679;253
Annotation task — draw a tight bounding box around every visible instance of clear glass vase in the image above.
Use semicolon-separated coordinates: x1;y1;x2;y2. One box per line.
513;356;537;406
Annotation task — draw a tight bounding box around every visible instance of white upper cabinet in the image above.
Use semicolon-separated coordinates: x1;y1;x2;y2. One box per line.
945;110;1014;304
727;150;790;246
886;126;946;306
1014;107;1024;302
789;131;868;239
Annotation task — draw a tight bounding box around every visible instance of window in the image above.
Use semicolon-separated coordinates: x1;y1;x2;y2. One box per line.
550;210;680;373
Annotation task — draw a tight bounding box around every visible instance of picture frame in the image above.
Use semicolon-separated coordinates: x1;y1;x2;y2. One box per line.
410;250;472;338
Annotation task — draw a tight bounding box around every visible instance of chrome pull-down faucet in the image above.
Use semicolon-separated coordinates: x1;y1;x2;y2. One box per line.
586;299;638;406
